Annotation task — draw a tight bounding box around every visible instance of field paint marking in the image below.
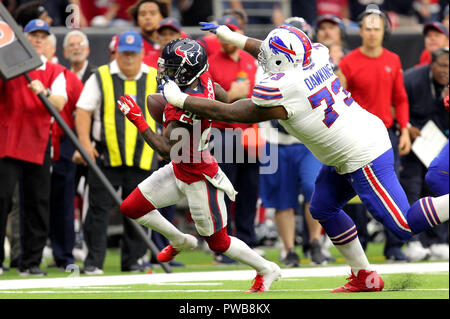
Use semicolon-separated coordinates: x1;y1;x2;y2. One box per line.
0;288;448;294
0;262;448;290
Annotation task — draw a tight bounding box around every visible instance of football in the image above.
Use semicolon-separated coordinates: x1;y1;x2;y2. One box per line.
146;93;167;124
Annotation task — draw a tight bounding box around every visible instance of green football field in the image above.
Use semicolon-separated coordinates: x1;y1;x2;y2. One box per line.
0;243;448;301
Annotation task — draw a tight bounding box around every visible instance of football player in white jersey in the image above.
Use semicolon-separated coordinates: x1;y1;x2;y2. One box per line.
160;23;449;293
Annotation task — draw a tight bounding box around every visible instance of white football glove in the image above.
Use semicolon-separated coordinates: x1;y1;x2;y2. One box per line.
199;22;247;49
160;76;188;109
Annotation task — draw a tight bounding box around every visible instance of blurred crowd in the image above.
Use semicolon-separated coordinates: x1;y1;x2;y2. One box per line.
0;0;448;276
1;0;449;29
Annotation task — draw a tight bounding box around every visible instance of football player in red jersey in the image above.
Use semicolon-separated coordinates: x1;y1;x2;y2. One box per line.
117;39;281;293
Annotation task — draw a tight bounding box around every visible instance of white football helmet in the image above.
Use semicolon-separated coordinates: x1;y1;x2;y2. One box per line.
258;25;313;74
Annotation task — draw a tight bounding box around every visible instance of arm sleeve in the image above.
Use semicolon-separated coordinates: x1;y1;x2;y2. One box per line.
51;72;68;102
76;74;101;112
392;57;410;129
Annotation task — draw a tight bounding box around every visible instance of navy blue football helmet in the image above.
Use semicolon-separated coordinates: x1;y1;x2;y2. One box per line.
157;38;208;87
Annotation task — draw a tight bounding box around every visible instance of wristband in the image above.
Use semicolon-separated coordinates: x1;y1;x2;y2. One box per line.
163;79;189;108
169;92;188;109
216;25;248;49
133;117;149;133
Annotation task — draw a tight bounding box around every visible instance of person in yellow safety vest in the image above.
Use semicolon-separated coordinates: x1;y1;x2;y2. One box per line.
74;30;158;275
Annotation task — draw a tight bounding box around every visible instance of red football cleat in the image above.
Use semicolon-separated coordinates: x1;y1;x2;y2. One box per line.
246;274;265;293
331;269;384;293
245;262;282;293
157;244;180;262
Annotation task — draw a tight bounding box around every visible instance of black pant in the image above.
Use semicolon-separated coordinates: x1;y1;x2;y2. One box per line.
0;141;52;269
83;163;151;270
49;140;77;267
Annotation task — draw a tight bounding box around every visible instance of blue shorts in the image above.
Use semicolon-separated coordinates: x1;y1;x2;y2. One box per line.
260;143;322;210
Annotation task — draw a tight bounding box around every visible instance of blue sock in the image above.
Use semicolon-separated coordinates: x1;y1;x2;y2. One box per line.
320;210;358;246
406;197;441;234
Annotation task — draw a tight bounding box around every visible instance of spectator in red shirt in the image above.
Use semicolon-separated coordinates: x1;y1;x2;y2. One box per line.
207;15;260;264
0;19;67;276
417;22;449;66
128;0;169;57
339;7;411;261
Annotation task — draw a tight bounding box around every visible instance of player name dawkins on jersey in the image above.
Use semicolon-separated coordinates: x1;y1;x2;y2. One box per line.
304;63;334;91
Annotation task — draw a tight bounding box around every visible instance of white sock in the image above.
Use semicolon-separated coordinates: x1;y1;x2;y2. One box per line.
134;210;186;247
224;236;270;273
433;194;449;222
334;238;371;274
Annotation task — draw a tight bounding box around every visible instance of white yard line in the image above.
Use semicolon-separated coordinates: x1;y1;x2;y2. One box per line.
0;262;448;290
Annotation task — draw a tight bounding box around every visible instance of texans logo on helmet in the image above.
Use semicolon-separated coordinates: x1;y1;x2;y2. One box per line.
269;35;295;63
175;43;201;66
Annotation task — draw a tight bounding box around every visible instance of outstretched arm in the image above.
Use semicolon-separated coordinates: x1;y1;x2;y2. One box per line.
161;78;287;123
199;22;263;59
183;95;286;123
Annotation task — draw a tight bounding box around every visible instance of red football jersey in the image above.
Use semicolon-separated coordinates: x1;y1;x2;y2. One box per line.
163;72;219;183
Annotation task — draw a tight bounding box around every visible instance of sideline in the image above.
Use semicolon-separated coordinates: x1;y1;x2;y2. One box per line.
0;262;448;290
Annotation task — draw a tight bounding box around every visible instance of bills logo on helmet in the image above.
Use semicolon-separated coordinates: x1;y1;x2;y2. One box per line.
175;43;201;66
279;25;313;68
269;35;296;63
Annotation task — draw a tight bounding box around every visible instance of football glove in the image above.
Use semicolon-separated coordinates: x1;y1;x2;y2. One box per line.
117;95;149;132
199;22;220;34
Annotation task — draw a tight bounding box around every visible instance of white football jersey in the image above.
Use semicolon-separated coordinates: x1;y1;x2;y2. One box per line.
251;44;391;174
